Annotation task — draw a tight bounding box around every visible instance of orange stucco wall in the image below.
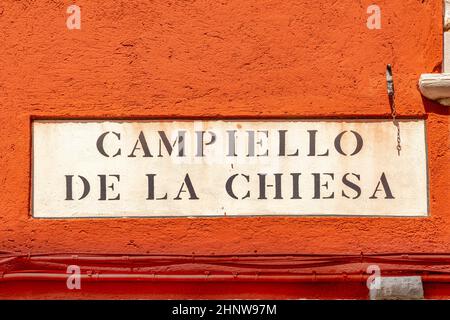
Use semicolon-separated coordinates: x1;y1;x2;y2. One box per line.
0;0;449;298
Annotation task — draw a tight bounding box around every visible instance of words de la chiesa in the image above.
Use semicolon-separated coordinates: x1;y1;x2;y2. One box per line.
64;128;395;202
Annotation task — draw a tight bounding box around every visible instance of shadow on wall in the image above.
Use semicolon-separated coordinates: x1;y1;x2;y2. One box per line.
422;96;450;116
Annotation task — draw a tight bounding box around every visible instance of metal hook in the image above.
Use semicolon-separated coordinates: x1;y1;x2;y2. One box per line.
386;64;395;97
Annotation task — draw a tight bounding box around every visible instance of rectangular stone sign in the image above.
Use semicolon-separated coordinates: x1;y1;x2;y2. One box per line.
31;119;428;218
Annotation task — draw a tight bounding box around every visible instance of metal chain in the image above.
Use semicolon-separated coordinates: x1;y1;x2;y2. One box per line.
390;98;402;155
386;64;401;155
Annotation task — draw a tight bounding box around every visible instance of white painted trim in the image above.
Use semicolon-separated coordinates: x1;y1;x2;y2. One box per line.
419;73;450;105
444;0;450;72
418;2;450;105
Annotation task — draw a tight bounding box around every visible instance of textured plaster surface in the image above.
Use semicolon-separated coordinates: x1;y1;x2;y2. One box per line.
0;0;448;257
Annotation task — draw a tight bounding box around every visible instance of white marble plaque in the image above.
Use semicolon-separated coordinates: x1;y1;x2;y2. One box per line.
31;119;428;218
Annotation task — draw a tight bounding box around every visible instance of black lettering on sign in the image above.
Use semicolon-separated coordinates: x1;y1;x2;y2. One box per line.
225;174;250;200
174;174;199;200
96;131;121;157
334;130;364;156
65;175;90;200
370;172;395;199
128;131;152;157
